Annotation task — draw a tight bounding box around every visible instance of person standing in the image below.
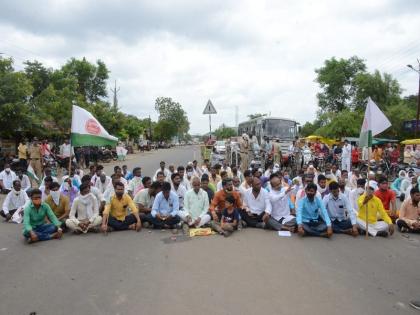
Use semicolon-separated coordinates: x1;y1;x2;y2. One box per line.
239;134;250;171
273;139;282;166
29;137;43;180
59;139;74;158
18;140;28;170
341;140;352;172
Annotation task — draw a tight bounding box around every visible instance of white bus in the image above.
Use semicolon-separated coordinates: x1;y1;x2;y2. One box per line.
238;117;299;152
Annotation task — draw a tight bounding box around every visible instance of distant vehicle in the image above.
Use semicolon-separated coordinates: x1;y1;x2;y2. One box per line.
238;117;299;152
215;140;226;154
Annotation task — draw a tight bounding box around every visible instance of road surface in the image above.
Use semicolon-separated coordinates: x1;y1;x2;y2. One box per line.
0;146;419;315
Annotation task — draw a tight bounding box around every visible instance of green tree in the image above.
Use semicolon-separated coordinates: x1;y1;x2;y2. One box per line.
214;125;236;139
24;60;51;99
155;97;190;138
61;57;109;102
0;57;34;138
153;120;177;141
353;70;402;110
315;56;366;113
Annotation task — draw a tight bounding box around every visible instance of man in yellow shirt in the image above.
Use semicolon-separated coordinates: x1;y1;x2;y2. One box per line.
357;181;394;237
45;182;70;230
101;181;141;233
18;140;28;169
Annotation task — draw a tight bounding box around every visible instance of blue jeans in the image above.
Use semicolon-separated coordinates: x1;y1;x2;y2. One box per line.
23;224;57;241
331;219;353;233
302;219;327;236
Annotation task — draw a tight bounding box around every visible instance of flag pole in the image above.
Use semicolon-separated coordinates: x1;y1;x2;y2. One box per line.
68;103;74;177
365;157;369;239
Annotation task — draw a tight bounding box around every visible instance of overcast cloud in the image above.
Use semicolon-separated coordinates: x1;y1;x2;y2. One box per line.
1;0;420;134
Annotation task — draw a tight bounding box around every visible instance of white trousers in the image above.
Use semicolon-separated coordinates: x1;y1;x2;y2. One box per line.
341;157;351;172
178;210;211;227
356;218;388;236
66;216;102;233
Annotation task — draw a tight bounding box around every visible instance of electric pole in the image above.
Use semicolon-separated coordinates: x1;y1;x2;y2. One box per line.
110;80;120;110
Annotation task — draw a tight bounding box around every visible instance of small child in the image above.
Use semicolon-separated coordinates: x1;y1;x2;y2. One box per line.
220;195;240;237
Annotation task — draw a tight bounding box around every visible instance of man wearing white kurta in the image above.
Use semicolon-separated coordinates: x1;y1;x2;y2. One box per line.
1;180;29;222
341;140;352;172
178;178;211;229
66;183;102;233
266;175;296;231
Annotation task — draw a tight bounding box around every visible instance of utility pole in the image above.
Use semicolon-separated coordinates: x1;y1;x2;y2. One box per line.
148;115;152;140
407;60;420;137
110;80;120;110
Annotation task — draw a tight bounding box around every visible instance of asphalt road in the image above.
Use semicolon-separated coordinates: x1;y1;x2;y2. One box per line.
0;146;419;315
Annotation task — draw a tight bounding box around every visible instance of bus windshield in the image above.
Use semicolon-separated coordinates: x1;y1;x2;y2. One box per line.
264;119;295;139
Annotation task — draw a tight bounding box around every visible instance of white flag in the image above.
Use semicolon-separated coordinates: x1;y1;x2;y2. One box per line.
71;105;118;147
359;97;391;147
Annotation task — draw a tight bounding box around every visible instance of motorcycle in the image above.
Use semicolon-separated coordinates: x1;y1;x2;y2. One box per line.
303;147;313;166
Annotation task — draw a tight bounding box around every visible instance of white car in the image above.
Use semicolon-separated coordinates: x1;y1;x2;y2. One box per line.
215;141;226;154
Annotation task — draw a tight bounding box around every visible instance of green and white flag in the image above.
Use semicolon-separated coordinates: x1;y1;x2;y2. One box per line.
71;105;118;147
359;97;391;147
27;164;40;184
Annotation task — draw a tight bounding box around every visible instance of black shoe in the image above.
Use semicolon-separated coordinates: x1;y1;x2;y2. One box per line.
409;300;420;310
376;230;388;237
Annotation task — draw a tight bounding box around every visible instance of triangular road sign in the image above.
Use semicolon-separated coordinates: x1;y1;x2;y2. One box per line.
203;100;217;114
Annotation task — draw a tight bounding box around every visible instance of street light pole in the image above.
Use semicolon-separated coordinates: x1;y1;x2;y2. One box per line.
407;60;420;137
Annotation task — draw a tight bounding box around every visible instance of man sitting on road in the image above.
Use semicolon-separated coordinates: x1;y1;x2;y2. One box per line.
266;174;296;232
66;183;102;234
95;173;111;194
323;181;358;236
153;161;170;181
101;181;141;232
317;174;329;198
147;182;180;229
374;176;398;222
209;178;242;223
1;180;29;223
200;174;214;202
239;170;253;202
349;178;366;213
177;165;192;190
16;169;31;193
216;171;229;191
45;182;70;230
171;173;187;209
240;177;272;229
179;177;210;233
81;175;105;215
297;183;332;237
133;181;162;223
295;174;321;207
23;188;63;243
127;167;143;198
357;181;394;237
396;186;420;233
155;171;166;185
0;164;17;194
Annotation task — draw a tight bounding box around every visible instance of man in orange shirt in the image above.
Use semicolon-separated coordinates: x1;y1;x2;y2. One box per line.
374;176;398;222
209;178;242;222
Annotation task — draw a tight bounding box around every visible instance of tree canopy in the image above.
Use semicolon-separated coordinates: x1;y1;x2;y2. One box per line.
0;56;190;143
302;56;415;140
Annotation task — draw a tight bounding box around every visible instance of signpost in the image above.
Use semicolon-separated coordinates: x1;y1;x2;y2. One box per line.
203;99;217;140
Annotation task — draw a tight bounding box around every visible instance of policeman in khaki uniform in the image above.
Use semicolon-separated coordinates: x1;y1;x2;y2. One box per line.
29;137;43;180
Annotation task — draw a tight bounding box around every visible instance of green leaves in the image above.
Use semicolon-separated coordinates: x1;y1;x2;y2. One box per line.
310;55;413;140
154;97;190;141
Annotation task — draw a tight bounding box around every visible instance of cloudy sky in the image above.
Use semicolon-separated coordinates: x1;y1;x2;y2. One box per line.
1;0;420;134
